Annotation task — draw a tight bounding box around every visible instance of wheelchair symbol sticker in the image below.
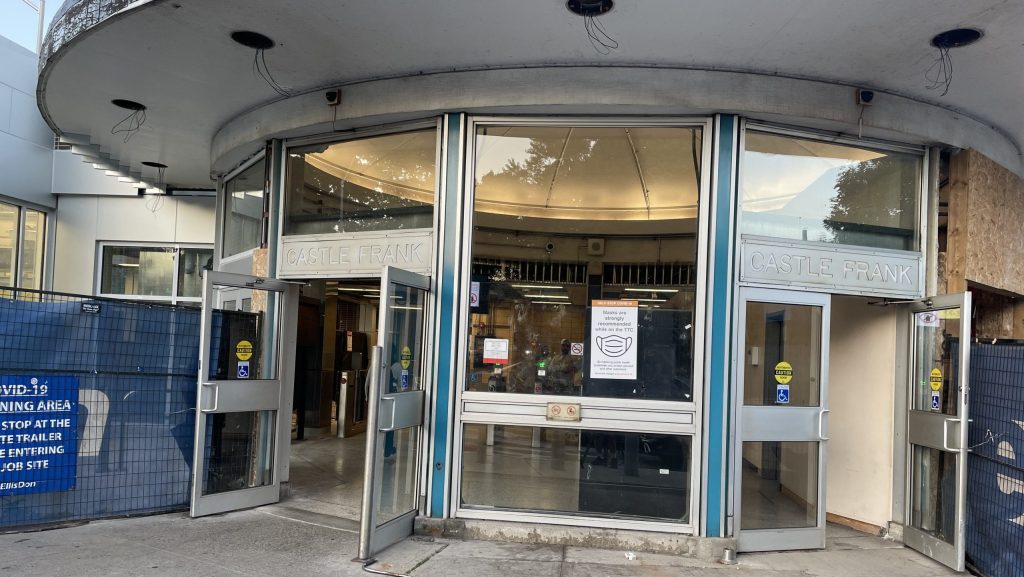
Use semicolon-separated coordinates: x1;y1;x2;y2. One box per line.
776;384;790;404
237;361;250;379
931;390;941;411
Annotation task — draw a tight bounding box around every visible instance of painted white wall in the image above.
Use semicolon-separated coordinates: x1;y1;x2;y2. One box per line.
52;195;215;294
826;296;897;529
0;35;54;208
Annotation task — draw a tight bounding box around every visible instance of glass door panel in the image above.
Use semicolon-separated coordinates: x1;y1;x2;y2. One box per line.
736;288;829;552
191;272;298;517
904;293;971;571
359;266;430;561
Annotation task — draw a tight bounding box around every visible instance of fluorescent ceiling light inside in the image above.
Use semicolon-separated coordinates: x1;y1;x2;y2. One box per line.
524;295;573;301
510;284;564;290
624;288;678;293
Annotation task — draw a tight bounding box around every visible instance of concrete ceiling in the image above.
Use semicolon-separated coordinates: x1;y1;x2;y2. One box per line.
39;0;1024;189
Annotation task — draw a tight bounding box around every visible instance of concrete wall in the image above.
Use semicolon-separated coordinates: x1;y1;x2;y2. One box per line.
52;195;215;294
0;35;54;208
826;296;897;530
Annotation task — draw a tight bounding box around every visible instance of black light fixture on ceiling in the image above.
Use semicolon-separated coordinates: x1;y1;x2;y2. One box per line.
142;161;168;193
567;0;618;55
926;28;983;97
110;99;147;142
231;30;290;97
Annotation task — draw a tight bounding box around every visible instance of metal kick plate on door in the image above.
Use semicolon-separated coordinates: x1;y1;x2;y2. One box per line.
546;402;581;422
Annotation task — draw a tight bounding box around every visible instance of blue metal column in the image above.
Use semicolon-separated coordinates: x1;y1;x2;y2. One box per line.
428;113;464;517
704;115;738;537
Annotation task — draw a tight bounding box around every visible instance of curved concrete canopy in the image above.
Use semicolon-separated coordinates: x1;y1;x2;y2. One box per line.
39;0;1024;188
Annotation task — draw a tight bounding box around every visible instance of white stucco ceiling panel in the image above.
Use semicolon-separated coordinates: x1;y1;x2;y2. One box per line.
38;0;1024;188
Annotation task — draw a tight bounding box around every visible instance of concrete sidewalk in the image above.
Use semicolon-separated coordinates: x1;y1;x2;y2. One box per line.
0;506;959;577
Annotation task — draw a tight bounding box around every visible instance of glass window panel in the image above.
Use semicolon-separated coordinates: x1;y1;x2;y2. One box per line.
202;410;275;495
383;283;427;394
378;426;420;525
18;209;45;290
461;424;691;522
207;285;278;381
223;161;265;258
910;444;957;544
177;247;213;298
100;246;175;296
912;309;961;416
740;441;819;529
743;301;822;407
467;125;702;402
741;131;922;251
0;202;17;288
284;130;437;236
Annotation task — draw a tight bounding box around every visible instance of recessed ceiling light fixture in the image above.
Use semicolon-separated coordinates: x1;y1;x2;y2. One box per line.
567;0;618;55
926;28;982;97
141;161;167;168
931;28;983;49
231;30;275;50
231;30;290;96
110;99;147;142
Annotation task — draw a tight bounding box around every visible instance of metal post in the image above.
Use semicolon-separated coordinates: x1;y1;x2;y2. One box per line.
37;0;45;54
358;346;384;561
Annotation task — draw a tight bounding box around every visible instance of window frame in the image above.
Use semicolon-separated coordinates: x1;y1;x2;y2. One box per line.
220;152;268;261
450;115;716;535
738;121;928;255
95;241;214;305
0;197;48;290
279;120;442;238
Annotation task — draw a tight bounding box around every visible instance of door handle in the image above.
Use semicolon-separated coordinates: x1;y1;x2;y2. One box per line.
817;409;830;441
379;396;398;431
942;418;960;452
201;383;219;413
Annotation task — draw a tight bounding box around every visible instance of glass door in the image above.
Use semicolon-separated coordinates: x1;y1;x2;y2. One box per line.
736;288;830;552
904;293;971;571
358;266;430;560
191;272;298;517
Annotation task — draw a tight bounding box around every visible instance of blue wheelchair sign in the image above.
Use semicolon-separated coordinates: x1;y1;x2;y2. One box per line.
776;384;790;404
930;391;941;411
237;361;250;379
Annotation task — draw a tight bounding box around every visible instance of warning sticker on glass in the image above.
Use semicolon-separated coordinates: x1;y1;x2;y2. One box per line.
590;300;638;380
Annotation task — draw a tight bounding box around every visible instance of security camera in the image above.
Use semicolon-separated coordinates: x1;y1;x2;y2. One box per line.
856;89;874;106
325;89;341;106
545;242;555;252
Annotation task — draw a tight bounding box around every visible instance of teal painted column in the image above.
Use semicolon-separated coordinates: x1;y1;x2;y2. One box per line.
704;114;738;537
429;113;463;517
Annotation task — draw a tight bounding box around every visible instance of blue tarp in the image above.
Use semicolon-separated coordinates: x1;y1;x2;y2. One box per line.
0;297;200;527
967;343;1024;577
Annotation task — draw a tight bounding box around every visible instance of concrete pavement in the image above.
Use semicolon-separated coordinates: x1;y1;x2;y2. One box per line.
0;506;960;577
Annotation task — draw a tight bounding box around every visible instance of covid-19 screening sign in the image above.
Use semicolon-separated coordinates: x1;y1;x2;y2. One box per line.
0;376;79;496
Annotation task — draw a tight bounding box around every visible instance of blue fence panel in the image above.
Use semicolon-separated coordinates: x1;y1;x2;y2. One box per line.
0;290;200;528
967;343;1024;577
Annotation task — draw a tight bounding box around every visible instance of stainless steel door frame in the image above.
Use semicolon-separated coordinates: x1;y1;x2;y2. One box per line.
734;287;830;552
903;292;971;571
358;266;431;560
190;271;298;517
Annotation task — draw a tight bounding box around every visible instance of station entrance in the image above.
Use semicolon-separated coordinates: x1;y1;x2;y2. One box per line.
189;268;431;560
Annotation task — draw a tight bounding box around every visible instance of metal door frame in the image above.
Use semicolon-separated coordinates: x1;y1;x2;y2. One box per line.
903;292;971;571
734;287;831;552
358;266;432;560
190;271;298;517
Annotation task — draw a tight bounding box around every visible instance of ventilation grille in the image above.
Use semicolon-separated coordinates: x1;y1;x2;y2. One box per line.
473;259;589;285
603;262;694;287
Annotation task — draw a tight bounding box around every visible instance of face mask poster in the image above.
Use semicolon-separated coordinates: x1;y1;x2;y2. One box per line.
590;300;638;380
